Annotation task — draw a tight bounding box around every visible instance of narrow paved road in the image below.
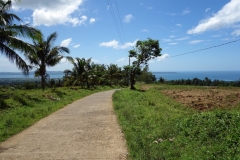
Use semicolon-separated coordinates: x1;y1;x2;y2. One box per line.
0;90;127;160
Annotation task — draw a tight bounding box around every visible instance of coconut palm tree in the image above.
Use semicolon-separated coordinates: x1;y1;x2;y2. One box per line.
0;0;41;75
26;32;70;90
64;57;92;88
106;64;122;86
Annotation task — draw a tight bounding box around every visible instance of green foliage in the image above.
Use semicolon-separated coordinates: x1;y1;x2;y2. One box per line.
113;85;240;159
158;77;240;87
0;0;42;75
26;32;70;90
169;111;240;159
137;66;157;84
129;38;162;66
128;38;162;89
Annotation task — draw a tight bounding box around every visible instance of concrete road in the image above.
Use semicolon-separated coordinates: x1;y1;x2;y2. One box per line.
0;90;127;160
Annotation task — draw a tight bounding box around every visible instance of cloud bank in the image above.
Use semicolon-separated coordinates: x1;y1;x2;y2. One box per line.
99;39;138;49
123;14;133;23
12;0;95;26
188;0;240;35
157;54;170;61
60;38;72;47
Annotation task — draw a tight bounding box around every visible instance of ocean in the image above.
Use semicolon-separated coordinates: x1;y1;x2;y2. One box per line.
0;71;240;81
152;71;240;81
0;71;64;79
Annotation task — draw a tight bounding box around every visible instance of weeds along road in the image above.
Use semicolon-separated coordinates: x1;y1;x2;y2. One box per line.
0;90;127;160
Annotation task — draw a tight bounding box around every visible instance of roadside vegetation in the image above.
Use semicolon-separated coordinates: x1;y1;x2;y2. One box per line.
113;84;240;159
0;85;121;142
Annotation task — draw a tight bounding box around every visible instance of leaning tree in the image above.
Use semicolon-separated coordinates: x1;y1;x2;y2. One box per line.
128;38;162;89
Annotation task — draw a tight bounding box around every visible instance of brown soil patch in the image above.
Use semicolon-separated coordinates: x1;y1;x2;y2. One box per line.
162;87;240;111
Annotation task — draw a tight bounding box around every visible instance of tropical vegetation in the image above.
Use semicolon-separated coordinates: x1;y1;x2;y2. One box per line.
26;32;70;90
0;0;41;75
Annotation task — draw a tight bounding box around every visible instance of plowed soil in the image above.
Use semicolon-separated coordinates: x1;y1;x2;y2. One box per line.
162;87;240;111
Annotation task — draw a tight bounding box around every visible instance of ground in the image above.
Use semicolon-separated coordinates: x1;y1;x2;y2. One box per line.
162;87;240;111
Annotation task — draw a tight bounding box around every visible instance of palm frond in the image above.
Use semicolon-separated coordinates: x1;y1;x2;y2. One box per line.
0;43;29;75
8;35;35;54
46;32;57;48
8;25;42;40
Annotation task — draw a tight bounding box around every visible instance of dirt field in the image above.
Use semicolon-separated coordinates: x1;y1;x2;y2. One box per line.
162;87;240;111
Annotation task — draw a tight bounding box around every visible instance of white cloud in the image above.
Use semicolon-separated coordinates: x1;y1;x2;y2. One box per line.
99;40;119;49
169;35;176;38
232;29;240;36
117;57;136;64
182;9;191;15
162;39;172;42
12;0;87;26
176;24;182;27
117;57;126;62
73;44;81;48
211;35;221;37
99;39;137;49
222;38;231;41
61;38;72;47
189;40;204;44
175;37;190;41
157;54;170;61
188;0;240;34
123;14;133;23
92;59;99;63
205;8;211;12
90;18;96;24
23;17;31;24
121;40;138;49
168;43;178;45
141;29;149;32
60;57;70;64
147;7;153;10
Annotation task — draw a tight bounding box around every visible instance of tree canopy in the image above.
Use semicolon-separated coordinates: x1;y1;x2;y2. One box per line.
128;38;162;89
129;38;162;67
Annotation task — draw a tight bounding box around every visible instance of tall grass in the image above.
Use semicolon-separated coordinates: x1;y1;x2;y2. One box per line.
0;86;119;142
113;85;240;159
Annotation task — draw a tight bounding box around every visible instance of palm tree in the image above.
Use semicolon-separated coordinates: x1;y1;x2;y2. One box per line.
90;63;106;85
106;64;119;86
0;0;41;75
66;57;92;88
26;32;70;90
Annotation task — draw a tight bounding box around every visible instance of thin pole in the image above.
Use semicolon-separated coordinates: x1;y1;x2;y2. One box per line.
129;56;130;87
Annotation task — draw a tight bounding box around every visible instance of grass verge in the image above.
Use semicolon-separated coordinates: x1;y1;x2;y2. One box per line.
0;86;119;142
113;85;240;159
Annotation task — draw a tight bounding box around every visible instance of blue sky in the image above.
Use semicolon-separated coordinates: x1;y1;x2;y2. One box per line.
0;0;240;72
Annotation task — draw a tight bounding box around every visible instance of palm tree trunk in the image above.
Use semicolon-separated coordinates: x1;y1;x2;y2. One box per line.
130;73;135;90
86;73;90;88
41;75;45;90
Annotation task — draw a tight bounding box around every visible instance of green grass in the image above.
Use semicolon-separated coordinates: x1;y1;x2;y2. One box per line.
113;85;240;159
0;86;120;142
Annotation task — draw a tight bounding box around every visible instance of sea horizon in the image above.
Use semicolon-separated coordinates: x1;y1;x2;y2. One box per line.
0;71;240;81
